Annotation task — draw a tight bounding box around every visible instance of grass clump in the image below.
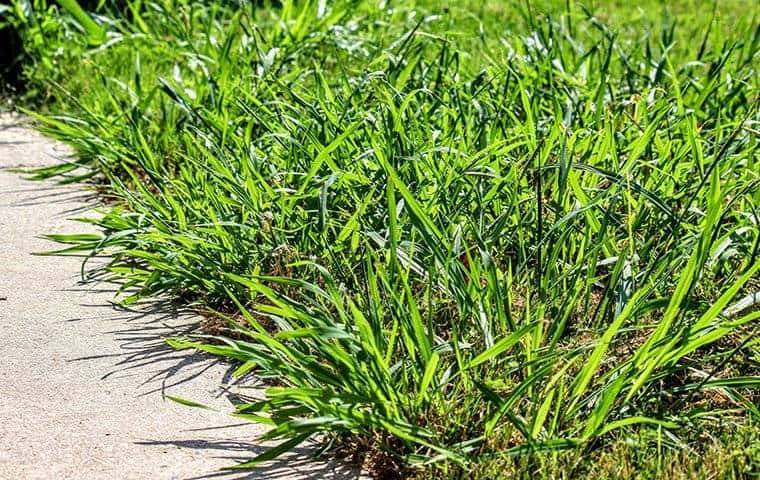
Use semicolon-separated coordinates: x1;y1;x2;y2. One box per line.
3;0;760;477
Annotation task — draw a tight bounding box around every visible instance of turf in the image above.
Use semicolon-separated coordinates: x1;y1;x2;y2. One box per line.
3;0;759;478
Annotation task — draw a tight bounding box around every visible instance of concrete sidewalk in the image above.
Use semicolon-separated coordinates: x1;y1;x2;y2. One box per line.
0;114;355;480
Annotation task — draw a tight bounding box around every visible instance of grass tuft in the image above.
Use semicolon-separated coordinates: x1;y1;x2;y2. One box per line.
3;0;759;477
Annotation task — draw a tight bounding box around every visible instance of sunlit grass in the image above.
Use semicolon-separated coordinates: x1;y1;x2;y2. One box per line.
4;0;759;477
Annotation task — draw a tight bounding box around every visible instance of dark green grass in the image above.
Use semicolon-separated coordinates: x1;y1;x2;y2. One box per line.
4;0;759;477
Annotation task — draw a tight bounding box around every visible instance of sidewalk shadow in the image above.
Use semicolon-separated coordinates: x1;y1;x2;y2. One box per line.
136;440;359;480
64;288;363;480
65;294;230;395
5;110;364;480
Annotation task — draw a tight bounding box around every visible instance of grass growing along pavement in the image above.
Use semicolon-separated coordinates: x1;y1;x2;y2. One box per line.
3;0;759;478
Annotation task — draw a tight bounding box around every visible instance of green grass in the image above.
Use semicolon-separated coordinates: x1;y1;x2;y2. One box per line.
3;0;759;477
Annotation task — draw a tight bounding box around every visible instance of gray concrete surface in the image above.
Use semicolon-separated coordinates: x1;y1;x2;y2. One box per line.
0;114;357;479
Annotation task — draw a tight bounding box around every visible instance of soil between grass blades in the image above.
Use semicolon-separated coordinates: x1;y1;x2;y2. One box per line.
0;113;360;480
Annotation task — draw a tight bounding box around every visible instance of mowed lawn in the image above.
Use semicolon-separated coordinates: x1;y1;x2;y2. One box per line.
3;0;759;478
